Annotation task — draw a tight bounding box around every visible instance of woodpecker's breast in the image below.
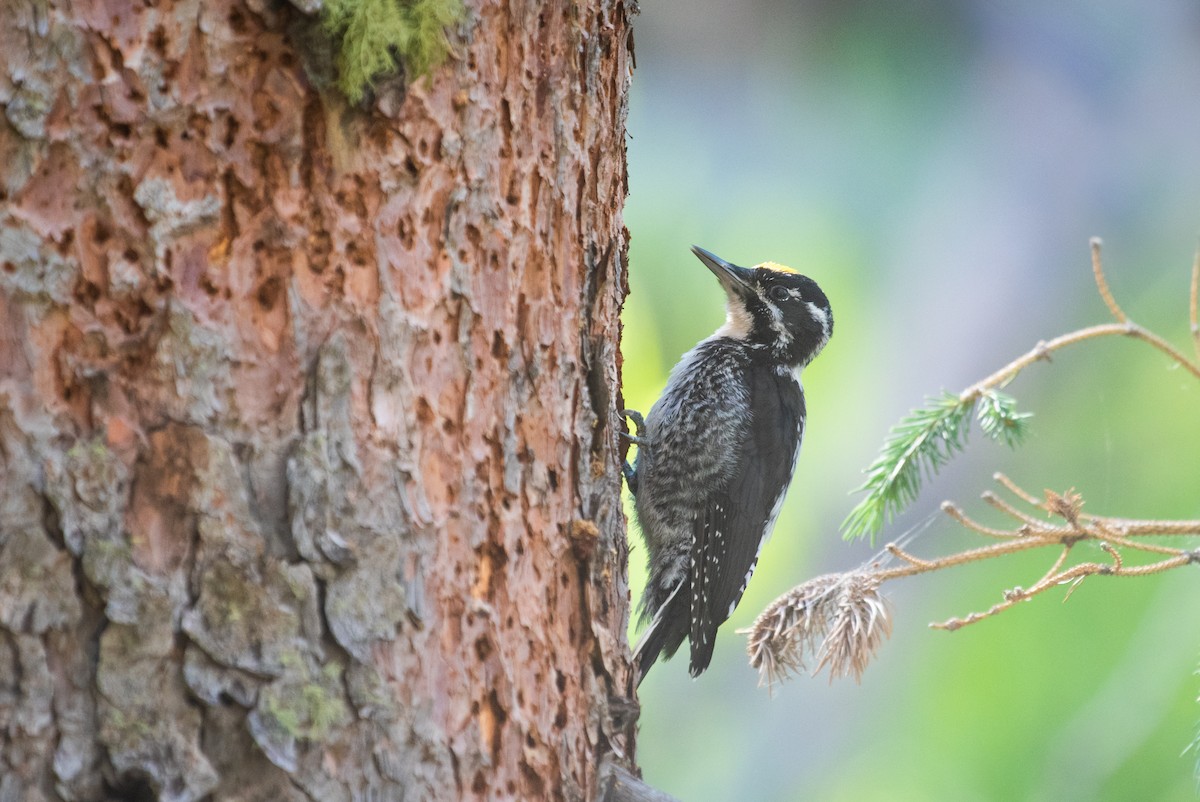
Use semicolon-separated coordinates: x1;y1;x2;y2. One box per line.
738;361;806;548
755;364;806;539
638;340;748;545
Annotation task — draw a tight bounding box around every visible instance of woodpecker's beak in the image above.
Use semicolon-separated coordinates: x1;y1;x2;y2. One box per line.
691;246;755;295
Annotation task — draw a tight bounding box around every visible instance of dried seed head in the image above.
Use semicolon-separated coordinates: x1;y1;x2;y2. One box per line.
1045;488;1084;524
744;571;892;689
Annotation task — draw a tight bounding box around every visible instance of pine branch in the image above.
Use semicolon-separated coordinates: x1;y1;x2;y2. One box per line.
842;241;1200;542
841;390;1028;541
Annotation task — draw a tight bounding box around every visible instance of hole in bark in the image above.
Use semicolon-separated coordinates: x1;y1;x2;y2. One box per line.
346;242;367;267
256;276;282;309
224;116;240;149
74;280;101;305
112;122;132;139
125;297;154;334
228;8;246;33
415;398;434;425
555;670;566;692
123;248;139;263
106;770;158;802
93;221;112;244
547;469;557;490
154;127;169;148
472;771;486;794
474;636;492;661
1;262;15;274
150;26;168;56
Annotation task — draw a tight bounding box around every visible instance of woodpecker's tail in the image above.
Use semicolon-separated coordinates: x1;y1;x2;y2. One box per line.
632;580;688;685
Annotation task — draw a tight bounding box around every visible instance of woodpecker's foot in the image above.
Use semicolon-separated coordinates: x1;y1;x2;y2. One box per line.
620;409;647;445
620;409;646;495
622;459;638;495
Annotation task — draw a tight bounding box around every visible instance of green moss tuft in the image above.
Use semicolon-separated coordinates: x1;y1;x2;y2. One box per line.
322;0;463;104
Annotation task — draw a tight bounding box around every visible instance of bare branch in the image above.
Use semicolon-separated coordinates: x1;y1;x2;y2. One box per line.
1090;237;1128;322
981;490;1046;529
993;472;1043;507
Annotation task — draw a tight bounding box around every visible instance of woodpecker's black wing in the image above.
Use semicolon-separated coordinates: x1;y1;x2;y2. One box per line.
688;367;806;676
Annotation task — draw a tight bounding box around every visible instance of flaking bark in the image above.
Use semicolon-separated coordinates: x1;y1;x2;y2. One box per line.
0;0;637;799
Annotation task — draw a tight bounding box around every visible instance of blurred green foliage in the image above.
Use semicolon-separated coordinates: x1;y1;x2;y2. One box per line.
623;2;1200;800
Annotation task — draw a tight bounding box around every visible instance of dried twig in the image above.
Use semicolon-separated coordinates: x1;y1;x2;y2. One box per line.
749;477;1200;688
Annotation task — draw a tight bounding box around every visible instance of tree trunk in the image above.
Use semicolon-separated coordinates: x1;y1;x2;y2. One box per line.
0;0;636;799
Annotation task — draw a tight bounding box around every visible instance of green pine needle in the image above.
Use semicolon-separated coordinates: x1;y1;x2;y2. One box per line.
975;388;1032;447
322;0;463;104
842;389;1032;542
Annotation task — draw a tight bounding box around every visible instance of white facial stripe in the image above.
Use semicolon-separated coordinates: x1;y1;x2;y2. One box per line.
806;301;830;338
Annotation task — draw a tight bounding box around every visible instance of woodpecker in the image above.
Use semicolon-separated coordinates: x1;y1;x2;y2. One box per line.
624;245;833;684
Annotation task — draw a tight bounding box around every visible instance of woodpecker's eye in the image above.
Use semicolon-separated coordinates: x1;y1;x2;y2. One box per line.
767;285;791;303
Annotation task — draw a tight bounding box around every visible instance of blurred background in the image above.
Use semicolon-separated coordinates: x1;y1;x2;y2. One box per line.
621;2;1200;800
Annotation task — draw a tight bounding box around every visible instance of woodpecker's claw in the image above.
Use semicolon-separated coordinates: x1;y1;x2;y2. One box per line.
620;409;646;495
620;409;647;443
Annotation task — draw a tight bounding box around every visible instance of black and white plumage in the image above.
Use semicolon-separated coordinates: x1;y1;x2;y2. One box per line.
625;245;833;684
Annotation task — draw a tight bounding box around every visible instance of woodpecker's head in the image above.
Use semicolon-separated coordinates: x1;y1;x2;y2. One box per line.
692;245;833;368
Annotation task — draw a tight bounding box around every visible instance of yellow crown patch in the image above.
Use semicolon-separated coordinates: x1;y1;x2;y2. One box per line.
755;261;798;275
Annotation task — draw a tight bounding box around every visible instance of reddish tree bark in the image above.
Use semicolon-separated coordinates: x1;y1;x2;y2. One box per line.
0;0;637;799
